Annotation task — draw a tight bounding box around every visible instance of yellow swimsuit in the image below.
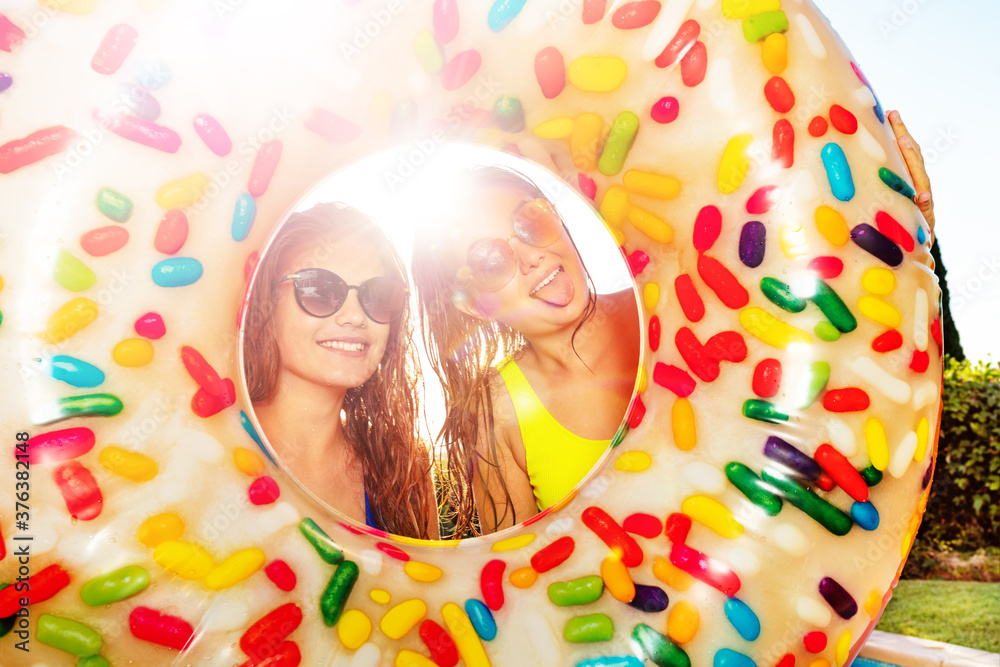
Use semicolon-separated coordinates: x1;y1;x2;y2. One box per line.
497;359;611;511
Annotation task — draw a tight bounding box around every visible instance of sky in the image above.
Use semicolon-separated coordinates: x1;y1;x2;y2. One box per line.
817;0;999;362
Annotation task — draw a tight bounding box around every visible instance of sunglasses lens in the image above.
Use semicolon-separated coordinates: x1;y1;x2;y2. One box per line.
295;269;348;317
467;239;516;293
359;277;407;323
514;198;562;247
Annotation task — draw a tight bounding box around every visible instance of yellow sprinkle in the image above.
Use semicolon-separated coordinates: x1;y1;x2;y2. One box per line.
99;447;158;482
492;534;536;552
571;113;604;171
601;555;635;603
779;224;809;259
858;296;903;328
637;366;647;394
810;660;831;667
396;650;438;667
156;173;209;209
113;338;155;367
441;602;491;667
718;134;754;194
233;447;266;477
902;512;920;558
380;599;427;640
861;268;897;295
533;116;574;139
413;29;443;74
762;32;788;74
667;600;700;644
815;205;850;246
914;417;929;463
653;556;693;591
370;589;391;604
605;223;626;246
643;282;660;311
865;418;889;471
599;186;630;228
864;591;882;618
393;535;460;548
623;170;681;200
628;207;673;244
614;451;651;472
740;307;812;349
153;540;215;580
672;398;696;451
137;513;184;548
681;495;743;539
45;297;98;343
204;547;266;591
835;631;852;667
0;274;3;291
722;0;781;19
509;566;538;588
338;609;373;650
568;56;628;92
404;560;443;583
39;0;95;14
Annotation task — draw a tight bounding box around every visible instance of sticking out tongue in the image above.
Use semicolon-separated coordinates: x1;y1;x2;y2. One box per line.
532;268;574;307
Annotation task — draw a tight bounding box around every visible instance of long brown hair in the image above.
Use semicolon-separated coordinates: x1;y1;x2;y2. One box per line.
412;166;596;536
243;202;435;539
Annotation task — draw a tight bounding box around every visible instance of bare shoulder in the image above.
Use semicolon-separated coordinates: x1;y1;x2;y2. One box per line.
480;366;526;469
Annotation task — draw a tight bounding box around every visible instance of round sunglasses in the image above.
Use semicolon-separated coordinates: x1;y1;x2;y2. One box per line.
275;268;407;323
464;198;565;293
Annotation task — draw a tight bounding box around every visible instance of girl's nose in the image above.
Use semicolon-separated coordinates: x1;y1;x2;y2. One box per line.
334;287;368;326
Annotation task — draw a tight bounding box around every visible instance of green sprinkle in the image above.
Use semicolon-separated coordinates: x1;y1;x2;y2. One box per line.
742;399;789;423
761;467;853;536
78;656;110;667
810;280;857;332
95;187;133;222
548;576;605;606
565;613;614;642
631;623;691;667
299;518;344;565
724;462;783;516
0;584;15;639
760;277;807;313
815;321;841;341
742;10;788;43
31;393;123;425
81;566;149;606
53;250;97;292
493;96;525;133
320;560;359;626
878;167;916;199
798;361;830;409
37;614;103;657
861;465;884;487
599;111;639;176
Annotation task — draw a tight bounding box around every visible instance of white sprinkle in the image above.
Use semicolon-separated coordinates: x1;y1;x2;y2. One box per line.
823;417;858;457
774;523;809;557
349;642;381;667
857;124;887;162
728;546;761;576
914;288;929;351
641;0;698;62
850;357;912;404
709;57;737;112
179;428;224;463
521;610;561;665
797;596;833;627
912;380;939;410
199;598;250;633
795;13;827;59
255;502;300;535
359;549;383;576
684;461;727;495
854;84;878;108
889;432;919;478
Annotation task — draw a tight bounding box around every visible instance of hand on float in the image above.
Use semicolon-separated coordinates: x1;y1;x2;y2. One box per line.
887;110;935;240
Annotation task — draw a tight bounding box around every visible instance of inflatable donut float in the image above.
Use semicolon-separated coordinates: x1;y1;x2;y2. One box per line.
0;1;942;665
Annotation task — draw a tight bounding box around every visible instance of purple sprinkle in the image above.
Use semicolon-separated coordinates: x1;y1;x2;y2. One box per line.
0;73;12;93
922;462;933;489
628;584;669;613
819;577;858;619
739;221;767;268
851;223;902;267
763;436;821;480
116;82;161;121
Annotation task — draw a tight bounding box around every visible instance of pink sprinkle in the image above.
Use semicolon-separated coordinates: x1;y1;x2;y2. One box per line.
0;15;26;53
192;114;232;156
134;312;166;339
248;476;280;505
101;113;181;153
807;256;844;280
651;96;679;124
627;249;650;276
433;0;459;44
264;560;297;591
441;50;481;91
577;173;596;199
248;140;282;198
304;108;362;143
91;24;138;75
376;542;410;561
653;363;696;397
244;251;260;283
746;185;779;214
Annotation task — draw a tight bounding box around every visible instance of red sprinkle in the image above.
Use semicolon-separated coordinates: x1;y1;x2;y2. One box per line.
680;41;707;87
54;461;103;521
303;108;362;143
808;256;844;280
627;395;646;429
191;378;236;418
241;603;303;661
130;606;194;651
480;559;506;611
420;619;459;667
181;345;225;395
822;388;870;413
530;536;575;573
25;427;95;465
582;0;608;24
155;209;189;254
674;274;705;323
612;1;660;29
0;15;26;52
875;211;915;252
0;126;77;174
692;205;722;251
238;640;300;667
534;47;566;99
81;225;129;257
103;113;181;153
376;542;410;561
655;19;700;68
441;50;481;91
829;105;858;135
0;564;70;617
578;173;597;199
248;476;280;505
871;329;903;353
746;185;780;214
670;542;740;596
193;114;233;156
91;24;138;75
764;76;795;113
752;358;782;398
248;140;283;198
653;363;696;398
264;560;297;591
649;315;661;352
697;254;749;309
804;631;828;653
910;350;929;373
623;513;662;539
245;251;261;283
777;654;796;667
664;513;692;544
582;507;643;567
627;249;650;276
816;472;835;492
772;118;794;168
808;116;829;138
931;318;943;348
650;96;680;124
135;312;166;339
675;327;746;383
815;444;869;502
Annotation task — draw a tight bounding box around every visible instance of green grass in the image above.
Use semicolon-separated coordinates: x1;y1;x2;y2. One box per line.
876;580;1000;653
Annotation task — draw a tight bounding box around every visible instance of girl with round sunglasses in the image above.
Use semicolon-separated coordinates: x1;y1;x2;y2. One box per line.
412;166;642;536
244;202;438;539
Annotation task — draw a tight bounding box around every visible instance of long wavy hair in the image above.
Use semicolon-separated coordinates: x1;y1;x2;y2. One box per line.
412;166;597;536
243;202;435;539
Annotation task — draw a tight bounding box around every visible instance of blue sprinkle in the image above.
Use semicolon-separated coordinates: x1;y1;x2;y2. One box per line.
715;648;758;667
851;501;880;531
0;73;12;93
232;193;257;242
132;58;171;89
576;658;643;667
724;598;761;641
240;410;276;463
465;599;497;641
49;355;105;388
152;257;203;287
917;226;926;244
487;0;527;32
821;143;855;201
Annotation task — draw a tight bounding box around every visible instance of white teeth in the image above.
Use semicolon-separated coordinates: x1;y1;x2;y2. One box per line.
319;341;366;352
530;268;561;295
